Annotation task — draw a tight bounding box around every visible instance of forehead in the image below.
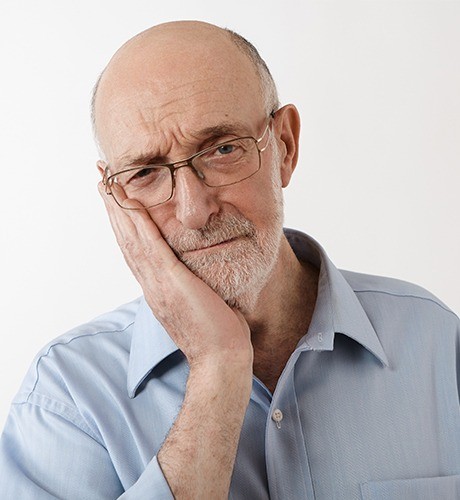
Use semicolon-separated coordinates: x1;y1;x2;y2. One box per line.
95;33;265;163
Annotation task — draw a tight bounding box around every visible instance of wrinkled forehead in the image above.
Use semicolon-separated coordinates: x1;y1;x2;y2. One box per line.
94;31;266;161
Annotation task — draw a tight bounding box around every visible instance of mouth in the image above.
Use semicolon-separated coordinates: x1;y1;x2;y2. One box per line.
183;236;243;255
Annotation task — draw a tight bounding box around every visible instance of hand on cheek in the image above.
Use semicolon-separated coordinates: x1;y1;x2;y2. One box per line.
97;182;253;369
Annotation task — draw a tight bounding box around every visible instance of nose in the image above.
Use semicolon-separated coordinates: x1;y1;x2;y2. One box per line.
172;166;219;229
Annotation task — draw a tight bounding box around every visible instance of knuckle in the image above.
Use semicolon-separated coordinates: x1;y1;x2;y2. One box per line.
120;239;136;255
119;239;129;252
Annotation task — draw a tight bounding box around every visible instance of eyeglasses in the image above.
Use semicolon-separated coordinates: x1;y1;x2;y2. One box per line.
102;115;274;210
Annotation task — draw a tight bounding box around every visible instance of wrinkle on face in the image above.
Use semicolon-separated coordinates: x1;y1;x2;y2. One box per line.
94;22;295;314
102;86;263;171
107;115;259;173
95;24;265;166
113;120;254;172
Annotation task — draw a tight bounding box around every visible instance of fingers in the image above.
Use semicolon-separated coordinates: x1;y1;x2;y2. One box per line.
97;180;178;275
96;171;252;367
98;181;138;246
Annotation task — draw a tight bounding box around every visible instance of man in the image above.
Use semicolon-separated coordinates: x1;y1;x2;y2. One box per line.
1;20;459;499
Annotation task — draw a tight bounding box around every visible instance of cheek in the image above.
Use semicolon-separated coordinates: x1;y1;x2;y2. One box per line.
147;204;178;238
147;170;283;237
225;178;282;226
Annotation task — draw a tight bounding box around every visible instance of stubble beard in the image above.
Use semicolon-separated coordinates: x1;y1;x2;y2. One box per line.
165;195;284;313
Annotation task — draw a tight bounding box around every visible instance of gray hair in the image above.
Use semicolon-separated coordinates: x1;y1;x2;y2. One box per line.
223;28;280;115
90;27;280;140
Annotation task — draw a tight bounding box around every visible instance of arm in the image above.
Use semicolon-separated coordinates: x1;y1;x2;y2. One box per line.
0;185;252;499
100;184;254;498
0;268;251;499
0;401;123;499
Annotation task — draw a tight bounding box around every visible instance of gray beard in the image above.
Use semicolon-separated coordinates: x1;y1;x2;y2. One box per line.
165;211;283;312
165;146;285;312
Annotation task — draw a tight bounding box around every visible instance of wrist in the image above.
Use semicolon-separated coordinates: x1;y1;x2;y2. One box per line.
188;353;253;399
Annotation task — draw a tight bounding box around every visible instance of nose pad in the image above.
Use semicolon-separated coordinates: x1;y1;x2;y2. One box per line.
195;169;205;180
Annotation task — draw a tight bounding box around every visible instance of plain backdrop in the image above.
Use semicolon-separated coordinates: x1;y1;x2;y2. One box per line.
1;0;459;428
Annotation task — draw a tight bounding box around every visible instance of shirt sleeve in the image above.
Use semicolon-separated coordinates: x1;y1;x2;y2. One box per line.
0;401;174;499
118;457;174;499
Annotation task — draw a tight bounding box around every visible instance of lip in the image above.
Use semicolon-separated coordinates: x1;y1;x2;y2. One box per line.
184;236;241;254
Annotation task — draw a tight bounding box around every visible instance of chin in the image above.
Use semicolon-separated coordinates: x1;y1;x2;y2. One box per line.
182;230;282;313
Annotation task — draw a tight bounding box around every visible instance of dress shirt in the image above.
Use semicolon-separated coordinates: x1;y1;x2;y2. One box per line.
1;229;459;499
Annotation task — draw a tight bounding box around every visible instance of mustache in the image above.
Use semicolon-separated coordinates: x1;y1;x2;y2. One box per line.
165;213;256;255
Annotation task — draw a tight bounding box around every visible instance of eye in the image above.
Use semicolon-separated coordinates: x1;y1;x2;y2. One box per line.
217;144;235;155
197;139;249;166
131;168;152;179
125;167;160;186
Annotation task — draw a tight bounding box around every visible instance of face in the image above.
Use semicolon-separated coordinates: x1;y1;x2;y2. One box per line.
163;143;285;311
96;27;297;311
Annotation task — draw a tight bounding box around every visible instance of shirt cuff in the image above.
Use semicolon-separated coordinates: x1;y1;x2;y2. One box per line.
118;456;174;499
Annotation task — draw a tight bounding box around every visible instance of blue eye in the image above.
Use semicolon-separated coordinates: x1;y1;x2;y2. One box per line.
217;144;235;155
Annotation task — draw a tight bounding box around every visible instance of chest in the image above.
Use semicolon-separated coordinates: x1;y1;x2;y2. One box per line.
95;337;460;499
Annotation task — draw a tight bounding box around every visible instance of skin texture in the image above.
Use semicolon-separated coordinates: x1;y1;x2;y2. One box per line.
95;21;318;499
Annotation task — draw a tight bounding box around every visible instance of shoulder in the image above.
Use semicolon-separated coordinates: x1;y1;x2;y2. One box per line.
14;298;141;407
341;269;458;323
31;297;140;366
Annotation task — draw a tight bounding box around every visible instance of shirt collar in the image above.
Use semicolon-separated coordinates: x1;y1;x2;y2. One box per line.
285;229;389;366
127;229;389;397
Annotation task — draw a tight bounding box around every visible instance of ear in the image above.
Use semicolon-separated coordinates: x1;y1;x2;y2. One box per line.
96;160;107;178
273;104;301;188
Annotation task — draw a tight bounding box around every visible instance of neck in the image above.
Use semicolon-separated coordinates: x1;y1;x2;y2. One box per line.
243;236;319;392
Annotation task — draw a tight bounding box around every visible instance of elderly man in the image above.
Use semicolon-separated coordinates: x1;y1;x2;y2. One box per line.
1;21;459;500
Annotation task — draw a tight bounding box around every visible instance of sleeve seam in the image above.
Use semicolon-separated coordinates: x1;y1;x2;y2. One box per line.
353;289;459;319
12;394;104;447
26;322;134;402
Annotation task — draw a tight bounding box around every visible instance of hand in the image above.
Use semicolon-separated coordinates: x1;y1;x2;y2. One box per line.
98;181;253;369
98;179;254;498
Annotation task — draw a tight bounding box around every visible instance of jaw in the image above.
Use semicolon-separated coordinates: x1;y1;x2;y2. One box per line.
181;236;280;314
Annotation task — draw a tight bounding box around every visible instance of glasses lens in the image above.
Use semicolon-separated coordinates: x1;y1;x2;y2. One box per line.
193;138;260;187
109;166;172;209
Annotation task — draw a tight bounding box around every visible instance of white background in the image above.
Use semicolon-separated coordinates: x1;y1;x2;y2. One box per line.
1;0;459;428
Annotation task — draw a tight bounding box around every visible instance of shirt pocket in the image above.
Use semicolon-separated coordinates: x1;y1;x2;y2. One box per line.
360;474;460;500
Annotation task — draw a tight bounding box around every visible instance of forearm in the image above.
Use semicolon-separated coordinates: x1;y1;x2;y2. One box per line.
99;186;255;497
158;356;252;499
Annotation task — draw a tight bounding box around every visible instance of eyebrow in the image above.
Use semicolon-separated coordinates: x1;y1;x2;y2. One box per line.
115;121;250;168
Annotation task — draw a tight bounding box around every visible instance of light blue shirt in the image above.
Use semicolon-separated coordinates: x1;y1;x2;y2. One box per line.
1;230;459;499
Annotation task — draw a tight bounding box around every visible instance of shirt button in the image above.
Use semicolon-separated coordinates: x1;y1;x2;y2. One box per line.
272;408;283;429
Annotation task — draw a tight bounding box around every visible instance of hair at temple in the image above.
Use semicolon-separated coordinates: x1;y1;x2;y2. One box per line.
223;29;280;115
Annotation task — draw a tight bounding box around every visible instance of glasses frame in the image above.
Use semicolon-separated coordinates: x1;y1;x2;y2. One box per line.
103;112;275;210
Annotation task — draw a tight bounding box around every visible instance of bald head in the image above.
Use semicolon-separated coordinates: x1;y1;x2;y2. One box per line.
91;21;279;147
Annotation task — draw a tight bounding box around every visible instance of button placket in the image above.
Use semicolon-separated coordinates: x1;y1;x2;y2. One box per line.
265;350;314;499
